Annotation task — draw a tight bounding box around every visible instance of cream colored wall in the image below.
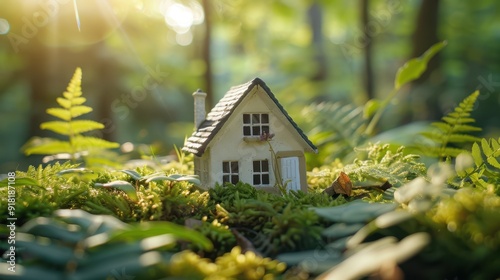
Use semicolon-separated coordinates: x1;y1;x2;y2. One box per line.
195;152;211;189
205;86;307;189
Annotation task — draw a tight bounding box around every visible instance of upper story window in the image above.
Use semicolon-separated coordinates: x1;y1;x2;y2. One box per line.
243;113;269;136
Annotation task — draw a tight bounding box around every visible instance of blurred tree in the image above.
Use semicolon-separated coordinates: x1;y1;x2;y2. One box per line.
308;0;327;81
411;0;441;80
202;0;213;109
400;0;443;124
361;0;374;99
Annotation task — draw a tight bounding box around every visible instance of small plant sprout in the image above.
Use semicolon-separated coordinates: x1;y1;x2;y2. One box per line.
260;131;287;195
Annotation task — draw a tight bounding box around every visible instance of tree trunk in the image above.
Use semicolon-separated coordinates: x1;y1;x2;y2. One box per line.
202;0;213;110
26;43;52;140
411;0;440;83
308;1;327;81
408;0;441;122
361;0;374;100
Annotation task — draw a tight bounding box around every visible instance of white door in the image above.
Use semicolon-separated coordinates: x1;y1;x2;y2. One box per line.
280;157;300;191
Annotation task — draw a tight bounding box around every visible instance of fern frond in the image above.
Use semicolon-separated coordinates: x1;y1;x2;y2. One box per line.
344;144;426;187
454;138;500;193
41;120;105;135
303;102;367;161
46;106;93;121
472;138;500;170
23;137;73;156
23;67;119;166
64;67;82;97
420;90;481;159
71;136;120;150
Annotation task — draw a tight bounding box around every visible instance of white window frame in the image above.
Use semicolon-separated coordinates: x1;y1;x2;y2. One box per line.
222;161;239;184
243;113;270;137
252;159;270;186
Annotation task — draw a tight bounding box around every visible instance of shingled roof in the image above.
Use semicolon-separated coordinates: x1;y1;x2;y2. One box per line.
182;78;317;156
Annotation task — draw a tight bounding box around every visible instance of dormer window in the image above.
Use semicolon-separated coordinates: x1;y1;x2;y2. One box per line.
243;113;269;136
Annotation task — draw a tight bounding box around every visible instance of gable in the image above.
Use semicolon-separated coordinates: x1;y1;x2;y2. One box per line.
182;78;317;156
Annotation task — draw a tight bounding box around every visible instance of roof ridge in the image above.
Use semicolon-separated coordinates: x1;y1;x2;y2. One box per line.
182;78;317;156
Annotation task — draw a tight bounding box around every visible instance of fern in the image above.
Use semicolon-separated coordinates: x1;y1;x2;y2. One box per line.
0;162;87;224
23;67;119;165
473;138;500;170
420;90;481;159
343;143;427;188
0;209;212;280
303;102;367;163
455;137;500;193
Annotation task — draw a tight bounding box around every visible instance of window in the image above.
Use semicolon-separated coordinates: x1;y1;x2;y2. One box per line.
243;113;269;136
252;160;270;186
222;161;239;184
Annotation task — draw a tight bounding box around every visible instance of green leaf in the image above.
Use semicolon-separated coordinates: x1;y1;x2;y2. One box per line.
395;41;447;90
144;174;201;186
56;97;72;109
109;221;213;251
84;156;122;168
471;143;483;167
420;90;481;160
420;131;444;142
363;99;380;119
55;209;128;234
166;174;184;179
94;180;138;201
447;134;482;143
71;136;119;149
57;168;94;176
71;97;86;105
175;175;201;186
46;108;71;121
481;138;493;156
312;201;397;223
63;91;73;99
323;233;430;280
41;120;104;135
21;218;86;243
277;250;342;268
491;138;500;152
81;236;176;266
0;177;40;187
430;122;451;131
322;223;364;239
16;236;75;266
327;236;350;251
120;170;143;181
440;147;469;157
486;156;500;169
442;116;476;125
23;137;72;156
450;124;482;133
70;105;93;118
144;175;174;183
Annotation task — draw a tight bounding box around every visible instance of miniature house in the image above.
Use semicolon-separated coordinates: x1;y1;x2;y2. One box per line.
182;78;317;192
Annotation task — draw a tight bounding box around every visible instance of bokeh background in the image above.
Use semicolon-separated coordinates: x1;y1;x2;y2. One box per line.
1;0;500;170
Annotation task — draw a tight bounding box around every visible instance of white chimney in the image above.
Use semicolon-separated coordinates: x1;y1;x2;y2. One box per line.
193;89;207;129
